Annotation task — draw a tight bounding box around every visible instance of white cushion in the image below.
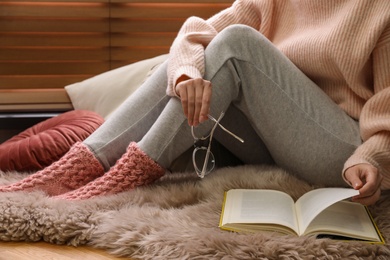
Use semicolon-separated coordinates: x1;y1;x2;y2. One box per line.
65;54;168;119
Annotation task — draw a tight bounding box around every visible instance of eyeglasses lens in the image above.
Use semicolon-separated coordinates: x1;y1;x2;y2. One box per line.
193;147;215;174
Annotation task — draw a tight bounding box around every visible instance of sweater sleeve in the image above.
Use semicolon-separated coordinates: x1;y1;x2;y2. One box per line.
343;25;390;189
166;0;265;96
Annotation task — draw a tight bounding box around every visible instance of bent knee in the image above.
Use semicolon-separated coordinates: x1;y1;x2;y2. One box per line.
206;25;269;58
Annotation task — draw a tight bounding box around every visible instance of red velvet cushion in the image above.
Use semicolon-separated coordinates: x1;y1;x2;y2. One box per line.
0;110;104;172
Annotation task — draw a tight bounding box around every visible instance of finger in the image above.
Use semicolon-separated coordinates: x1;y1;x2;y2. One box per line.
177;82;189;118
199;80;212;123
186;81;196;126
345;170;364;190
358;170;382;198
352;188;381;206
193;79;205;126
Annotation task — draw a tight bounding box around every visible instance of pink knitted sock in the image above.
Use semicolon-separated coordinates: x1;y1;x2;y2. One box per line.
56;142;165;200
0;142;104;196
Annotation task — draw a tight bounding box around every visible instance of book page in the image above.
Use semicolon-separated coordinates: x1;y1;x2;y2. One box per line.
302;201;382;242
295;188;359;234
220;189;299;234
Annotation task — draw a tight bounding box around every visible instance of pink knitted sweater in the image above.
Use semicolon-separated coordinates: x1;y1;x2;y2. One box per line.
167;0;390;188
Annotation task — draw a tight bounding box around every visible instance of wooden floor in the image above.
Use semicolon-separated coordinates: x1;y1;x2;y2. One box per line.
0;242;131;260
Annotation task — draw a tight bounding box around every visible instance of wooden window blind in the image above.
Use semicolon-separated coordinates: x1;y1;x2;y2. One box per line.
0;0;233;112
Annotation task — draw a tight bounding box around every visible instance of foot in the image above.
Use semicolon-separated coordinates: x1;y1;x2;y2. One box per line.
56;142;165;200
0;142;105;196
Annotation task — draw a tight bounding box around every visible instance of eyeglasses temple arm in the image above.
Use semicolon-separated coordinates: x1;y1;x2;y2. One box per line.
208;114;245;143
218;124;245;143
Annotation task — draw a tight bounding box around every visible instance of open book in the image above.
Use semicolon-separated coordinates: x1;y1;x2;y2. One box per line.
219;188;384;243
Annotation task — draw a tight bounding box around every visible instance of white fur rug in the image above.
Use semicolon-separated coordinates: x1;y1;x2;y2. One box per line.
0;165;389;259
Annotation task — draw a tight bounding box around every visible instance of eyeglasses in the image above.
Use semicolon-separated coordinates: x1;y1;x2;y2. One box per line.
191;111;244;178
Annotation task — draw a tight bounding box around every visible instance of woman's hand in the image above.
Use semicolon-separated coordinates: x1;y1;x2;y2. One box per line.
344;163;382;205
175;76;212;126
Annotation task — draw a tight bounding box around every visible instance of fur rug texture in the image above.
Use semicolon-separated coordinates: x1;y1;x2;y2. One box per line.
0;165;389;260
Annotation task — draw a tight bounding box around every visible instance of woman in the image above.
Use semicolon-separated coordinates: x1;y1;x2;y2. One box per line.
1;0;389;205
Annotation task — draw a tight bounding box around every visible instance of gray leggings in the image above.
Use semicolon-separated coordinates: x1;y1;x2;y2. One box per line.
84;25;362;187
